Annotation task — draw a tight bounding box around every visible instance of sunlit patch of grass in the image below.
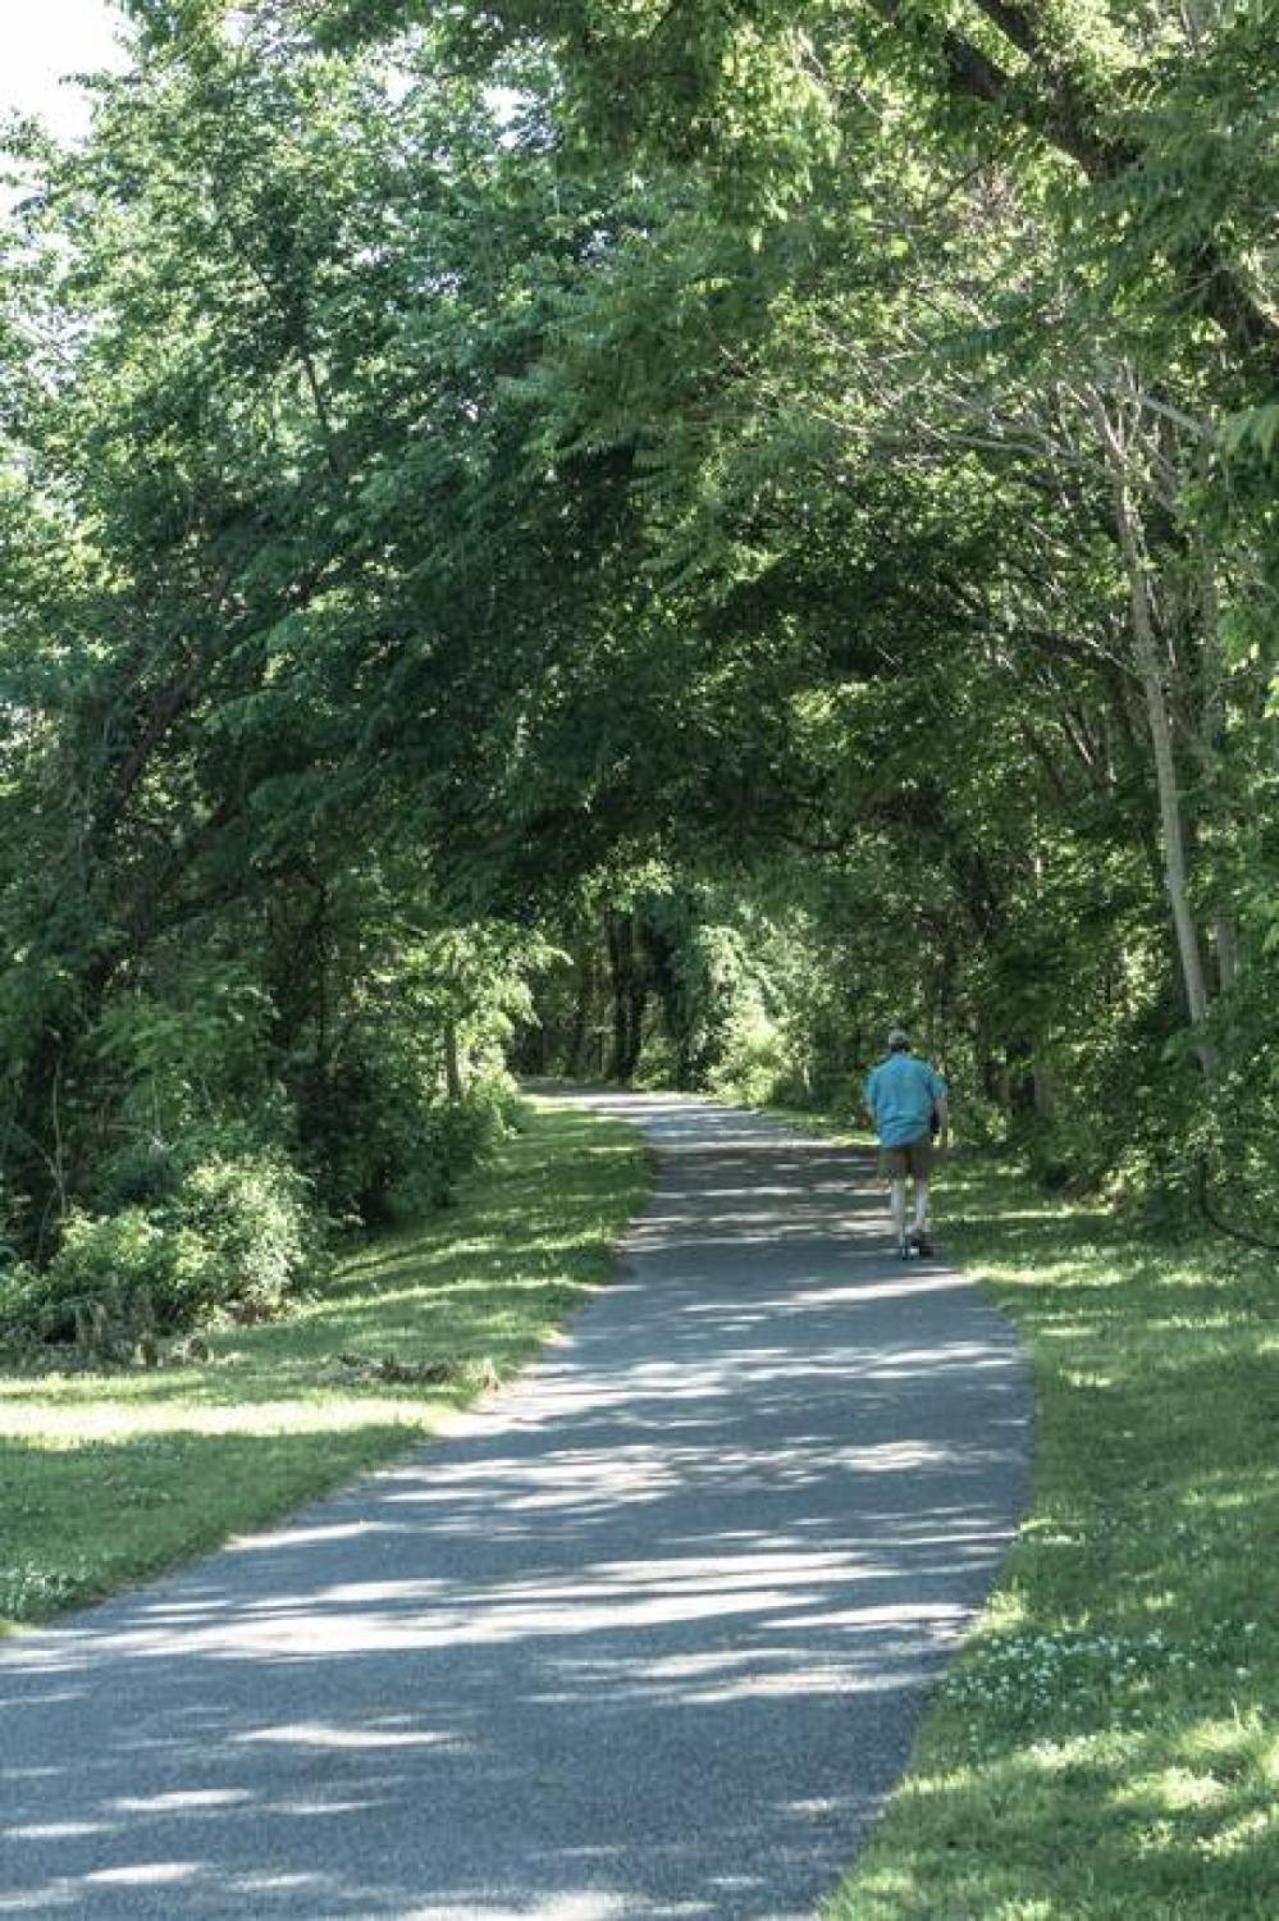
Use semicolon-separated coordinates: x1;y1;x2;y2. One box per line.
0;1100;651;1633
821;1152;1279;1919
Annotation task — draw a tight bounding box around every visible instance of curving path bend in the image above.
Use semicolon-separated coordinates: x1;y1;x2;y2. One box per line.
0;1092;1030;1918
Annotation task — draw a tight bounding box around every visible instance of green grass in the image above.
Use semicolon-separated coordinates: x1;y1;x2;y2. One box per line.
0;1098;652;1634
814;1148;1279;1920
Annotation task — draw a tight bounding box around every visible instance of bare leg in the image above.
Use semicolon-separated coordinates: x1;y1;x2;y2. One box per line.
913;1177;930;1233
889;1178;907;1243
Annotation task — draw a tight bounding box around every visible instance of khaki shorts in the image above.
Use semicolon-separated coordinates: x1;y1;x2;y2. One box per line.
880;1133;934;1180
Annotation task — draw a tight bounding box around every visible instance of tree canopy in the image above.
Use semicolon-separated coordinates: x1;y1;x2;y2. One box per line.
2;0;1278;1347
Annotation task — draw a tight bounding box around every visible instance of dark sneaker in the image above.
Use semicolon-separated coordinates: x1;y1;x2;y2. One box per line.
909;1228;933;1257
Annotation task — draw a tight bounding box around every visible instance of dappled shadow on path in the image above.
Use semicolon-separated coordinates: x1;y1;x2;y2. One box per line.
0;1092;1029;1919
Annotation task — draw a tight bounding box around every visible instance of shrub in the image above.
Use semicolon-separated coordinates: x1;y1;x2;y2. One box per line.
706;993;791;1108
388;1079;518;1218
298;1037;518;1225
6;1152;318;1357
22;1207;213;1348
171;1153;317;1321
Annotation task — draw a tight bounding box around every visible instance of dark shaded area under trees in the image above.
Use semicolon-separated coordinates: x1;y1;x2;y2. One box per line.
2;0;1278;1354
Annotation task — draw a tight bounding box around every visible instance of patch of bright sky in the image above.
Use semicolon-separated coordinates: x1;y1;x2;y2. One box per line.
2;1;130;143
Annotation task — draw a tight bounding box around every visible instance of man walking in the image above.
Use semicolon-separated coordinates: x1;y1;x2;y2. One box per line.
863;1028;949;1257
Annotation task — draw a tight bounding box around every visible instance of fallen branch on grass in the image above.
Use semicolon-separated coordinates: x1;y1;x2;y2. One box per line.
1195;1156;1279;1253
333;1350;502;1391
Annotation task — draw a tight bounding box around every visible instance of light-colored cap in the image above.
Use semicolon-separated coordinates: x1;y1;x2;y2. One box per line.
887;1027;910;1050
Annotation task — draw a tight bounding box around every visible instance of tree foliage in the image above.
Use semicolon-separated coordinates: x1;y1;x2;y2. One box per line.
3;0;1279;1349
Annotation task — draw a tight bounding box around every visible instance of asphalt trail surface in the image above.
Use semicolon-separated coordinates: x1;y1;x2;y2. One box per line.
1;1092;1030;1918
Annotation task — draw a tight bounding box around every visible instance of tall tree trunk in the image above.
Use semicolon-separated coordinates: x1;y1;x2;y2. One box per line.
1090;390;1216;1077
1126;526;1214;1048
605;909;631;1081
444;1021;465;1103
605;908;647;1082
1032;1065;1056;1120
1195;547;1241;998
566;930;597;1077
1214;916;1239;995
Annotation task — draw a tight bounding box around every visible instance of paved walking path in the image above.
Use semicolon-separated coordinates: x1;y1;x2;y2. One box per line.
1;1093;1030;1918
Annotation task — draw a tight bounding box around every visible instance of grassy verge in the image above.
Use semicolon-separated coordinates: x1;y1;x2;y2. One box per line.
803;1144;1279;1919
0;1098;651;1635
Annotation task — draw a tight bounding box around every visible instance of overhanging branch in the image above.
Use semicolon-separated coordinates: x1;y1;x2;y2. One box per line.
865;0;1279;368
